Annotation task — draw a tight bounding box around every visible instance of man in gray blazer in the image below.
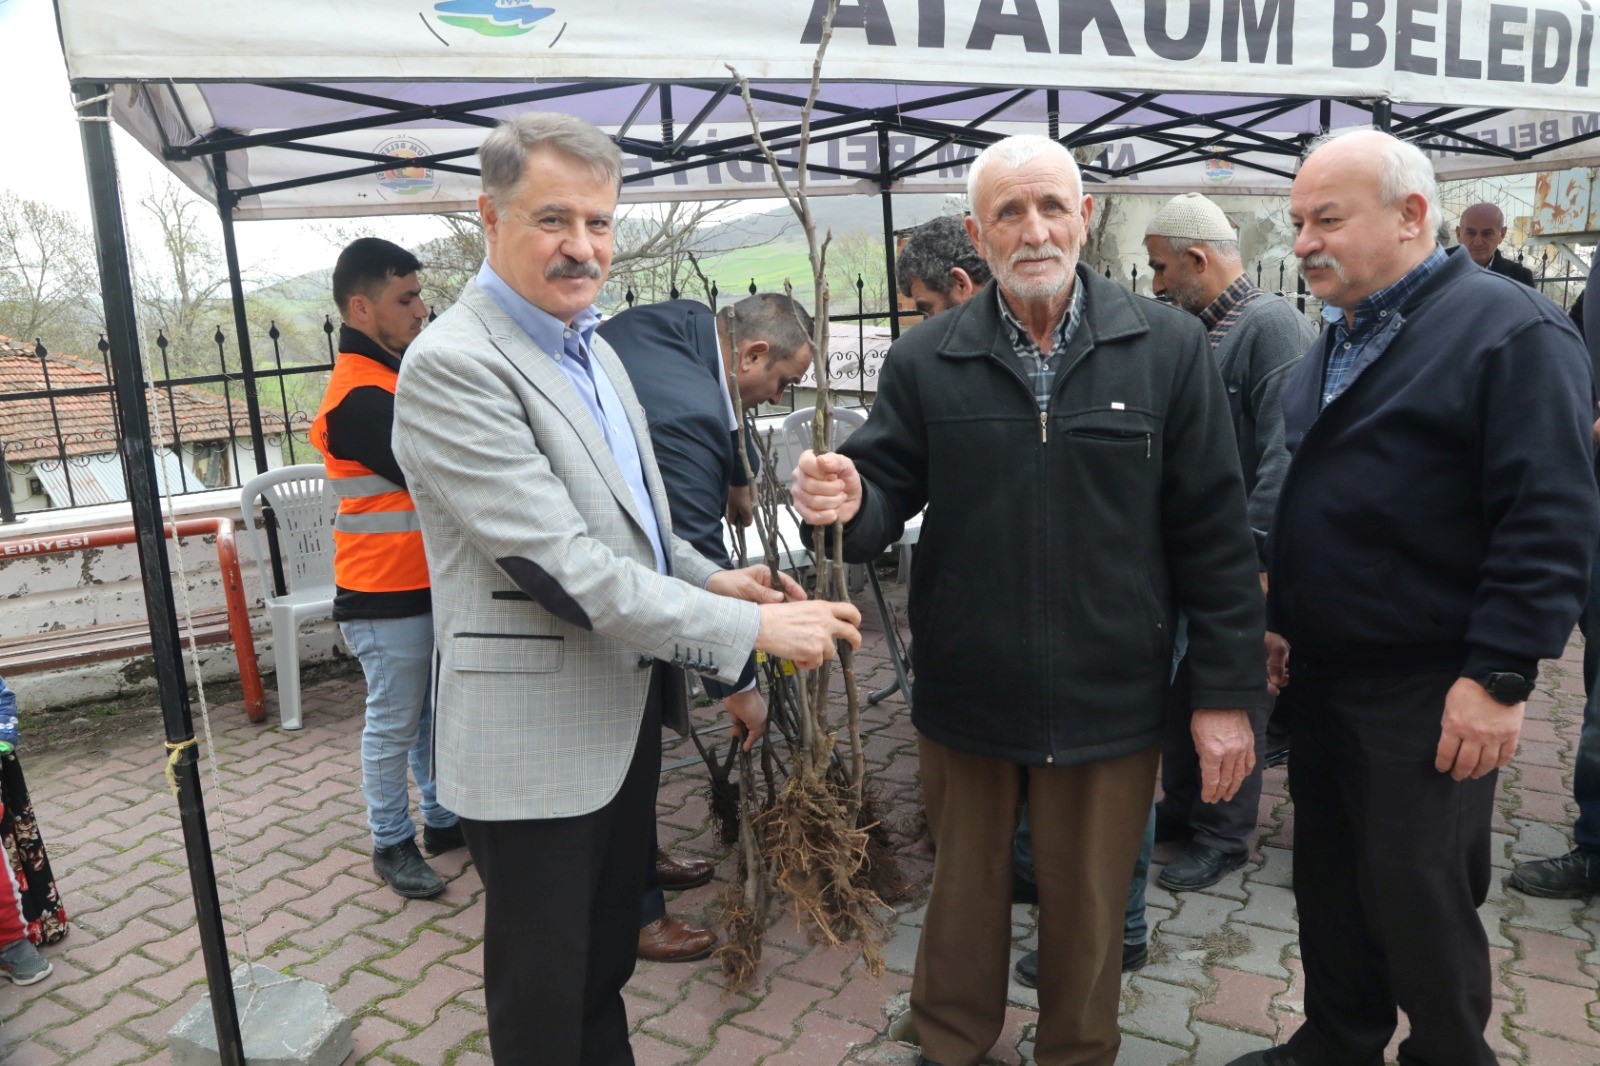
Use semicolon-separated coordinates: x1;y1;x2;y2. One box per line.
392;112;861;1066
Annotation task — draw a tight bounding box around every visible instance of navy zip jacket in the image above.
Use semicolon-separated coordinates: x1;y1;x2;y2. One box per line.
1268;248;1598;681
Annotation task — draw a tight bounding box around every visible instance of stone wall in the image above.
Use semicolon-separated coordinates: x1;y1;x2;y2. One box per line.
0;489;344;713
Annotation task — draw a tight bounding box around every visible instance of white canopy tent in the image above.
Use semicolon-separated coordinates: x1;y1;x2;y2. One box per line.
53;0;1600;219
47;5;1600;1060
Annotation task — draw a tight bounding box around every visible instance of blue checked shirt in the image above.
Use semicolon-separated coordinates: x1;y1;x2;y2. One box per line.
997;281;1085;410
1319;246;1446;408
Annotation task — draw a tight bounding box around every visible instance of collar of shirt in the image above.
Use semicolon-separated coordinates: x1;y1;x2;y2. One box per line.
712;326;739;432
1199;274;1262;334
1319;245;1447;341
475;261;600;363
337;323;402;372
997;279;1084;361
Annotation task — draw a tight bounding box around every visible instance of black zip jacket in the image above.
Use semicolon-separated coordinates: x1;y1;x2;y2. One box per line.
837;269;1267;767
1267;249;1598;681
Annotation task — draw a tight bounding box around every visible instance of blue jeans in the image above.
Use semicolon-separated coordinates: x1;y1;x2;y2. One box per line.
340;614;455;849
1015;804;1154;945
1576;543;1600;852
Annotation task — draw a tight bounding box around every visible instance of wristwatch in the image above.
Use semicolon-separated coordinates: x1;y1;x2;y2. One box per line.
1474;671;1536;705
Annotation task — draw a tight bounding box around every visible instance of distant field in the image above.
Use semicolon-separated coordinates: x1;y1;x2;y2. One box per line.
695;239;818;302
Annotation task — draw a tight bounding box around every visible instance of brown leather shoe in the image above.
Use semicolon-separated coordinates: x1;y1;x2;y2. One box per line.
654;848;715;889
637;916;718;962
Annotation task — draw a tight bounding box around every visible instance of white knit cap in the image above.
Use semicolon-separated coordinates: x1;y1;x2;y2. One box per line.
1145;192;1236;242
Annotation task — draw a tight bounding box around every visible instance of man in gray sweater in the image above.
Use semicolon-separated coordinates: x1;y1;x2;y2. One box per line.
1144;193;1315;890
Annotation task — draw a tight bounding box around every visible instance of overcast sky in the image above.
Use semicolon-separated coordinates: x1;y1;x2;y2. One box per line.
0;0;455;283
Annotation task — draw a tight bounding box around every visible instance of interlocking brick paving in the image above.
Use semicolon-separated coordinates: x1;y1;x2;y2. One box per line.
1;580;1596;1063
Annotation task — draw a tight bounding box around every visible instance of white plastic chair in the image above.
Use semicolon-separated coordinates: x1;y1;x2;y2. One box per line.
239;464;338;730
782;405;866;458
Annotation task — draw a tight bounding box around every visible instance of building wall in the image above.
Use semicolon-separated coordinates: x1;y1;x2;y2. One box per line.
0;486;344;713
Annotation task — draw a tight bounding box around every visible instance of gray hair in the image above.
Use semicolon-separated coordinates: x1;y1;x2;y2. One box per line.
896;216;993;297
721;293;815;363
479;112;623;203
1303;127;1442;237
1153;234;1242;265
967;135;1081;211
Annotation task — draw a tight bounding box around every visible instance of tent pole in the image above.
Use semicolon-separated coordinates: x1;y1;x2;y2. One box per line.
71;81;246;1066
212;154;272;480
1373;99;1392;132
878;126;900;340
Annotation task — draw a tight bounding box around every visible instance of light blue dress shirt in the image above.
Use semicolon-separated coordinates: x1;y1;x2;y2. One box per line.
475;262;668;575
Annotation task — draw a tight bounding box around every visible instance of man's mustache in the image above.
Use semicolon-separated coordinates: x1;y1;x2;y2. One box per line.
1302;253;1348;280
546;258;602;280
1010;242;1065;266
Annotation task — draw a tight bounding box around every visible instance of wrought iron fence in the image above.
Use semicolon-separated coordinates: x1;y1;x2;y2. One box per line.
5;250;1588;521
1;318;338;519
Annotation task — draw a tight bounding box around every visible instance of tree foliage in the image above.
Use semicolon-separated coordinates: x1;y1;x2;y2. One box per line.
822;229;893;321
0;191;103;354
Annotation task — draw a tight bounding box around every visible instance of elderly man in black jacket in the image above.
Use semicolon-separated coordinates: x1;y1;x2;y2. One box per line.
793;134;1267;1066
1224;130;1599;1066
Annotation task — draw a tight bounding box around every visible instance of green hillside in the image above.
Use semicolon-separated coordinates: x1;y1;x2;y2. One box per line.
696;239;817;302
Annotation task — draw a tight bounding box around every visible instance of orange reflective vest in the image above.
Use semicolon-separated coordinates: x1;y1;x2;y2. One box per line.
309;353;428;594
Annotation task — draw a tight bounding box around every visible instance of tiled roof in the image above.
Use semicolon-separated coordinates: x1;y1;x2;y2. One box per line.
0;337;287;462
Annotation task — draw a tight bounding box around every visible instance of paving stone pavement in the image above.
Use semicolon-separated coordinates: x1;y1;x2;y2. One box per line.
1;583;1597;1064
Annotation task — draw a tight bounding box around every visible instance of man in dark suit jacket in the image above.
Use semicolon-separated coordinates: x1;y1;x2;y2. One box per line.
599;293;816;960
1457;202;1536;286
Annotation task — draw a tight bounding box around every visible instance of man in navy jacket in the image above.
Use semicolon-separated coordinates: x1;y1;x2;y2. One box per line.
1507;257;1600;901
1227;130;1598;1066
600;293;815;961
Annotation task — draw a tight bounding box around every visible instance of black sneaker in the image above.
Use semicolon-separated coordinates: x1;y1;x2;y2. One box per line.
373;838;446;899
1222;1048;1300;1065
1262;741;1291;769
1158;843;1248;891
1508;848;1600;899
422;821;466;856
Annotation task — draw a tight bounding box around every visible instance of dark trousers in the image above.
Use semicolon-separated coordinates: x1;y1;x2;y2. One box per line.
1574;539;1600;850
1157;656;1269;853
1285;670;1497;1066
911;733;1157;1066
641;823;666;926
460;670;663;1066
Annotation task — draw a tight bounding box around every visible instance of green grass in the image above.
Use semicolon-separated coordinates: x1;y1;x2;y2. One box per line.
696;240;819;304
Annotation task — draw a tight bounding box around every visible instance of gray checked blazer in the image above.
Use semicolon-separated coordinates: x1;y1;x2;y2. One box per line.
393;281;760;821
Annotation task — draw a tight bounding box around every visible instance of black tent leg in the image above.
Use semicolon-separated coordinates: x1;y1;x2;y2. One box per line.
878;125;900;340
72;80;245;1066
212;152;272;480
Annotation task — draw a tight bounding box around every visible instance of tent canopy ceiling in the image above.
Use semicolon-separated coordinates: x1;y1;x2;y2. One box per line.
54;0;1600;219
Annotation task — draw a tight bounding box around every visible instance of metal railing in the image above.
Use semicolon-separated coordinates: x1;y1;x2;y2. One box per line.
1;319;338;519
6;249;1587;519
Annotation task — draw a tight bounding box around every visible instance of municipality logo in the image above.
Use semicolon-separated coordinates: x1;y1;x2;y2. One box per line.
376;138;436;198
432;0;555;37
1203;156;1237;186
